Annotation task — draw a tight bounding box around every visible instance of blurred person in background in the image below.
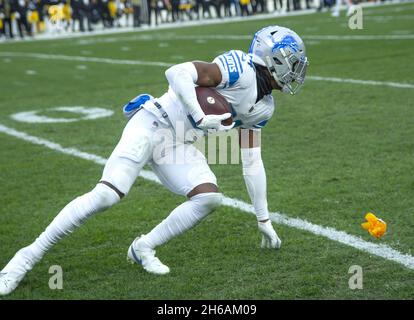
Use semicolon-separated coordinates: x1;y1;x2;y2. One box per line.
223;0;232;17
122;0;133;26
170;0;179;21
212;0;221;18
62;0;71;30
108;0;122;27
71;0;93;31
317;0;334;11
282;0;290;12
37;0;46;31
272;0;282;12
163;0;173;23
253;0;267;14
148;0;162;26
159;0;171;23
293;0;300;10
178;0;193;21
71;0;84;31
27;0;41;33
201;0;212;19
332;0;354;17
239;0;250;16
99;0;113;27
12;0;33;38
193;0;201;19
232;0;240;16
0;0;5;38
89;0;102;24
131;0;141;26
47;1;65;32
108;0;116;22
84;0;95;30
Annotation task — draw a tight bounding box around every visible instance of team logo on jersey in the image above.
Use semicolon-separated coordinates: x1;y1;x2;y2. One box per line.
207;97;215;104
222;51;241;86
225;56;238;73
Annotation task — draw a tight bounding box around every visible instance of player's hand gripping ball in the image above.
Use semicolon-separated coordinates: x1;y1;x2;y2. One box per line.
195;87;234;130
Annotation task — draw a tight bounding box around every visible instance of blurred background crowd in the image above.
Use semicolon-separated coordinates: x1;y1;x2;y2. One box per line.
0;0;390;39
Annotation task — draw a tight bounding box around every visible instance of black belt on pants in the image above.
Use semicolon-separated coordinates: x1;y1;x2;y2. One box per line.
154;101;169;120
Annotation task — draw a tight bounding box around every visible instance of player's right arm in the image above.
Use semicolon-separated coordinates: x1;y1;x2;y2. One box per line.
165;62;233;131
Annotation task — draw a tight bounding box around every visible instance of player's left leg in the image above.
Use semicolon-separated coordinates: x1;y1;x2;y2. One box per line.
127;143;222;275
0;109;158;295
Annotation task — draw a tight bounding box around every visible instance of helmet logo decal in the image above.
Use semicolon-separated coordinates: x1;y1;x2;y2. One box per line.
272;35;299;53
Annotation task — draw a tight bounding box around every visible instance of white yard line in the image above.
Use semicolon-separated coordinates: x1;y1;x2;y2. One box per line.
307;76;414;89
0;52;171;67
0;123;413;270
68;34;414;46
304;34;414;40
2;51;414;90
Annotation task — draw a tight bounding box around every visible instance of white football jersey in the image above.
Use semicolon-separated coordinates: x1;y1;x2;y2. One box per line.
213;50;275;130
146;50;275;142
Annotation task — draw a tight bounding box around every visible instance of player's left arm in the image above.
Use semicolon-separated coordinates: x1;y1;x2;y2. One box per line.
240;128;281;249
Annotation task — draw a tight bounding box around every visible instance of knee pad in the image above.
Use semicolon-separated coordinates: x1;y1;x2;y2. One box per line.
101;155;147;196
88;183;121;212
191;192;223;213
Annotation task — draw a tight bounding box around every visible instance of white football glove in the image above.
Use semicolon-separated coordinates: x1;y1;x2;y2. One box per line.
258;220;282;249
197;113;235;132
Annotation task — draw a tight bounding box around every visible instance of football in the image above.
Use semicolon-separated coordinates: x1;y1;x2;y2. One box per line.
195;86;233;126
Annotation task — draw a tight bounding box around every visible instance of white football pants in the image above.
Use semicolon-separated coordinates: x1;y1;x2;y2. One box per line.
19;106;219;265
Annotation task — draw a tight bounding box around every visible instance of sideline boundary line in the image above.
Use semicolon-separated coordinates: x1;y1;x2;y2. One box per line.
0;0;412;43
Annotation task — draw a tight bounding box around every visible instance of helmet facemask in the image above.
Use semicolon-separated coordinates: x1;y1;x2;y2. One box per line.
264;47;309;95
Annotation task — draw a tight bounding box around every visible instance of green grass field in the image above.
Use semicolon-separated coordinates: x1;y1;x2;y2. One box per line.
0;2;413;299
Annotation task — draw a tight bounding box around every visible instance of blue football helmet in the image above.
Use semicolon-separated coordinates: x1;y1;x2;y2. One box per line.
249;26;309;94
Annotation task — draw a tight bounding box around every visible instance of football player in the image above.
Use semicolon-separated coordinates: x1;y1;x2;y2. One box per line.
0;25;308;295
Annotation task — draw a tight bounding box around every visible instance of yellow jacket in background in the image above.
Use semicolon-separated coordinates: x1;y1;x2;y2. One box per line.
108;0;117;18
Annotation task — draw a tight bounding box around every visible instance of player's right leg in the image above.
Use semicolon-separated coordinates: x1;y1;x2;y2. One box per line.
128;142;222;274
0;109;158;296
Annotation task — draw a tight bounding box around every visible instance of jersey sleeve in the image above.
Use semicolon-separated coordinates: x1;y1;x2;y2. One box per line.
252;120;269;129
240;94;275;130
213;50;246;89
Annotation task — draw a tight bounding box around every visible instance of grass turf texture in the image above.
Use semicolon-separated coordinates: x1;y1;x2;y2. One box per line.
0;2;413;299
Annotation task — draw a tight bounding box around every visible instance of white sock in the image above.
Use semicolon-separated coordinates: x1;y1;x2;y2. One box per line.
140;192;222;249
23;183;120;264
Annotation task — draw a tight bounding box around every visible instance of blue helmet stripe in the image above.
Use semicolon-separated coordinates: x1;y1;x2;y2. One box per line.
248;32;258;54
